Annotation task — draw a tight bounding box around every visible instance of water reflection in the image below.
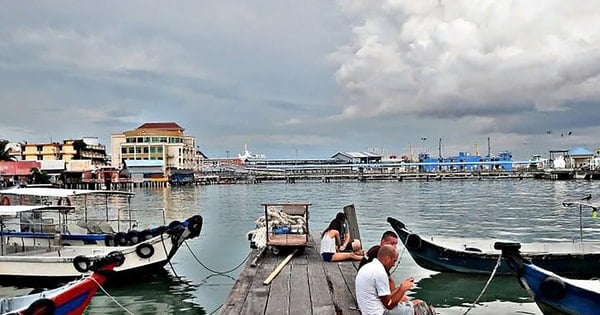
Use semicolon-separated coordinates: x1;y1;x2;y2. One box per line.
413;272;531;308
85;269;204;315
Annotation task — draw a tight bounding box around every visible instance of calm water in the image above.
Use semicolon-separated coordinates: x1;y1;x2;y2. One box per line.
7;179;600;314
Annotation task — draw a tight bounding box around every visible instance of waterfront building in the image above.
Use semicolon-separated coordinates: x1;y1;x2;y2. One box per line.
22;137;108;166
110;122;203;182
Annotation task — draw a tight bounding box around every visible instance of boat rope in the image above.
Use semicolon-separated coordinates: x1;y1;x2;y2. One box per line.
89;277;135;315
207;303;223;315
390;235;410;276
461;253;503;315
159;234;181;279
185;240;251;275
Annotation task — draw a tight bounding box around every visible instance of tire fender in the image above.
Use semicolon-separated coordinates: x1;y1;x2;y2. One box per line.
127;230;140;245
114;232;128;246
405;234;422;250
0;196;10;205
540;276;566;300
135;243;155;259
73;255;92;273
24;298;55;315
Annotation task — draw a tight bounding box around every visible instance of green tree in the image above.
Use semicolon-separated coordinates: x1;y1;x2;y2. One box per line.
0;140;15;161
29;167;51;184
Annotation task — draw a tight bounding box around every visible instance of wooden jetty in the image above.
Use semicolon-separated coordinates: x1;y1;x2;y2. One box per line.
222;205;362;315
221;235;360;315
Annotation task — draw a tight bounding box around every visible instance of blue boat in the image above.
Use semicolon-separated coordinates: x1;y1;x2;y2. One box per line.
495;242;600;315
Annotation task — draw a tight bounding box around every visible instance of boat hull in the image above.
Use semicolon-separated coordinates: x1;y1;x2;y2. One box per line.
388;217;600;277
0;215;202;285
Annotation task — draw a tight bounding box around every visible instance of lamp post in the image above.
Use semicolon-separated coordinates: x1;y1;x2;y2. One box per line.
420;137;427;154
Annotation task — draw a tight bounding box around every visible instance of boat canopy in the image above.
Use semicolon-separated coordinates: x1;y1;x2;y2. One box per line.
0;205;75;216
1;187;135;198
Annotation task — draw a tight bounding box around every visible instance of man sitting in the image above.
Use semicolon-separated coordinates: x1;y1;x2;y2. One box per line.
355;245;435;315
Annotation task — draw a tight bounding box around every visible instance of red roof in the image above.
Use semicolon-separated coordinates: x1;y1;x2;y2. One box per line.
0;161;42;176
136;122;184;131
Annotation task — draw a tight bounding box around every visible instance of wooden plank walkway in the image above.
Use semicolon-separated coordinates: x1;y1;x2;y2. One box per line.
221;234;361;315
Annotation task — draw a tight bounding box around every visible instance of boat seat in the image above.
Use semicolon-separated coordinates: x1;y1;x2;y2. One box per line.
66;223;89;235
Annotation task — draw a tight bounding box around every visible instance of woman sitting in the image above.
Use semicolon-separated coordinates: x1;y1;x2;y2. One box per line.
320;219;364;262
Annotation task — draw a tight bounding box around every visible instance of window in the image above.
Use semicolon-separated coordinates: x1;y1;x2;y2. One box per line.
121;148;127;153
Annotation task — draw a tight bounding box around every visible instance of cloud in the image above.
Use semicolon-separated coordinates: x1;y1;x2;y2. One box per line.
332;0;600;124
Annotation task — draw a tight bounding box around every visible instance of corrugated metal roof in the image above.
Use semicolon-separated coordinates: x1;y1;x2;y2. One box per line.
569;147;594;156
333;151;382;158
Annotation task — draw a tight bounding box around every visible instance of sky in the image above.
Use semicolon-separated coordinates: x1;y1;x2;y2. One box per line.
1;1;599;161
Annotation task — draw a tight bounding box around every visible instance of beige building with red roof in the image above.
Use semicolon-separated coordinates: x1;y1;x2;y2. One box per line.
110;122;201;177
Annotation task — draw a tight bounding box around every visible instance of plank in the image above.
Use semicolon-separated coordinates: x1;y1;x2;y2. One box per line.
220;249;261;314
239;253;280;314
305;242;336;315
265;254;291;314
289;253;311;315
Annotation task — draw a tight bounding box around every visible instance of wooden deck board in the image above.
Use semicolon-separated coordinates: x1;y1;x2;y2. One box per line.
265;254;290;314
222;204;363;315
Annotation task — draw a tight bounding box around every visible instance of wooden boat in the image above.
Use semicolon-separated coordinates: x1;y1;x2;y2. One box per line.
496;242;600;315
0;251;124;315
0;204;202;284
387;202;600;277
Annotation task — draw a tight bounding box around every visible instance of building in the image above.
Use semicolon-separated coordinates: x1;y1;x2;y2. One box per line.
22;137;108;166
110;122;201;178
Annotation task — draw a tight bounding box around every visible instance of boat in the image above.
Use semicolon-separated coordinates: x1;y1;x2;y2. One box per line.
387;199;600;277
495;242;600;315
0;202;202;284
0;250;124;315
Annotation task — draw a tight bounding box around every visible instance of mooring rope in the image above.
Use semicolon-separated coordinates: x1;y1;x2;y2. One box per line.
462;253;503;315
185;240;251;275
90;276;135;315
390;235;410;276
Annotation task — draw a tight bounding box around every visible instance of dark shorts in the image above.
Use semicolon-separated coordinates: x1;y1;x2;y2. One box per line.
321;252;334;262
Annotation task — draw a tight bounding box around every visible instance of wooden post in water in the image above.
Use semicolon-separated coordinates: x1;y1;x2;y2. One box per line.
343;204;361;243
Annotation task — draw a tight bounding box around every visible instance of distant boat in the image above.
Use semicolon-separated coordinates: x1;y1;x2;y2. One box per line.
496;242;600;315
238;144;266;160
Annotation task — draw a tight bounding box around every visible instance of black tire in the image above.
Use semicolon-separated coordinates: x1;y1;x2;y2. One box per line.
153;225;167;236
24;298;55;315
104;234;114;246
107;251;126;267
115;232;128;246
540;276;566;300
186;215;203;238
135;243;155;259
168;220;182;230
405;234;422;250
127;230;140;245
140;229;153;241
73;255;92;273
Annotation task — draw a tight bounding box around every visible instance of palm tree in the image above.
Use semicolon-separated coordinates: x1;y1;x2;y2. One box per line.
29;167;51;184
0;140;16;161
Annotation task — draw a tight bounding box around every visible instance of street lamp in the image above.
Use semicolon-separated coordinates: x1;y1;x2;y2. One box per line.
420;137;427;154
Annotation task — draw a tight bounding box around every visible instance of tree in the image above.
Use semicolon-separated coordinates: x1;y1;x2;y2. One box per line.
0;140;16;161
29;167;51;184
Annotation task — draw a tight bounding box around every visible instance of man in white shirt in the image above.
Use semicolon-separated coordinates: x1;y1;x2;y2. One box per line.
355;245;435;315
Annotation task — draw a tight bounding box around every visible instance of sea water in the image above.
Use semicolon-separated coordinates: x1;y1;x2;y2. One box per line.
7;179;600;314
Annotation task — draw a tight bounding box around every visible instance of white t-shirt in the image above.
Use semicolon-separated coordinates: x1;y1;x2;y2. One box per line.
355;258;390;315
320;232;337;254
